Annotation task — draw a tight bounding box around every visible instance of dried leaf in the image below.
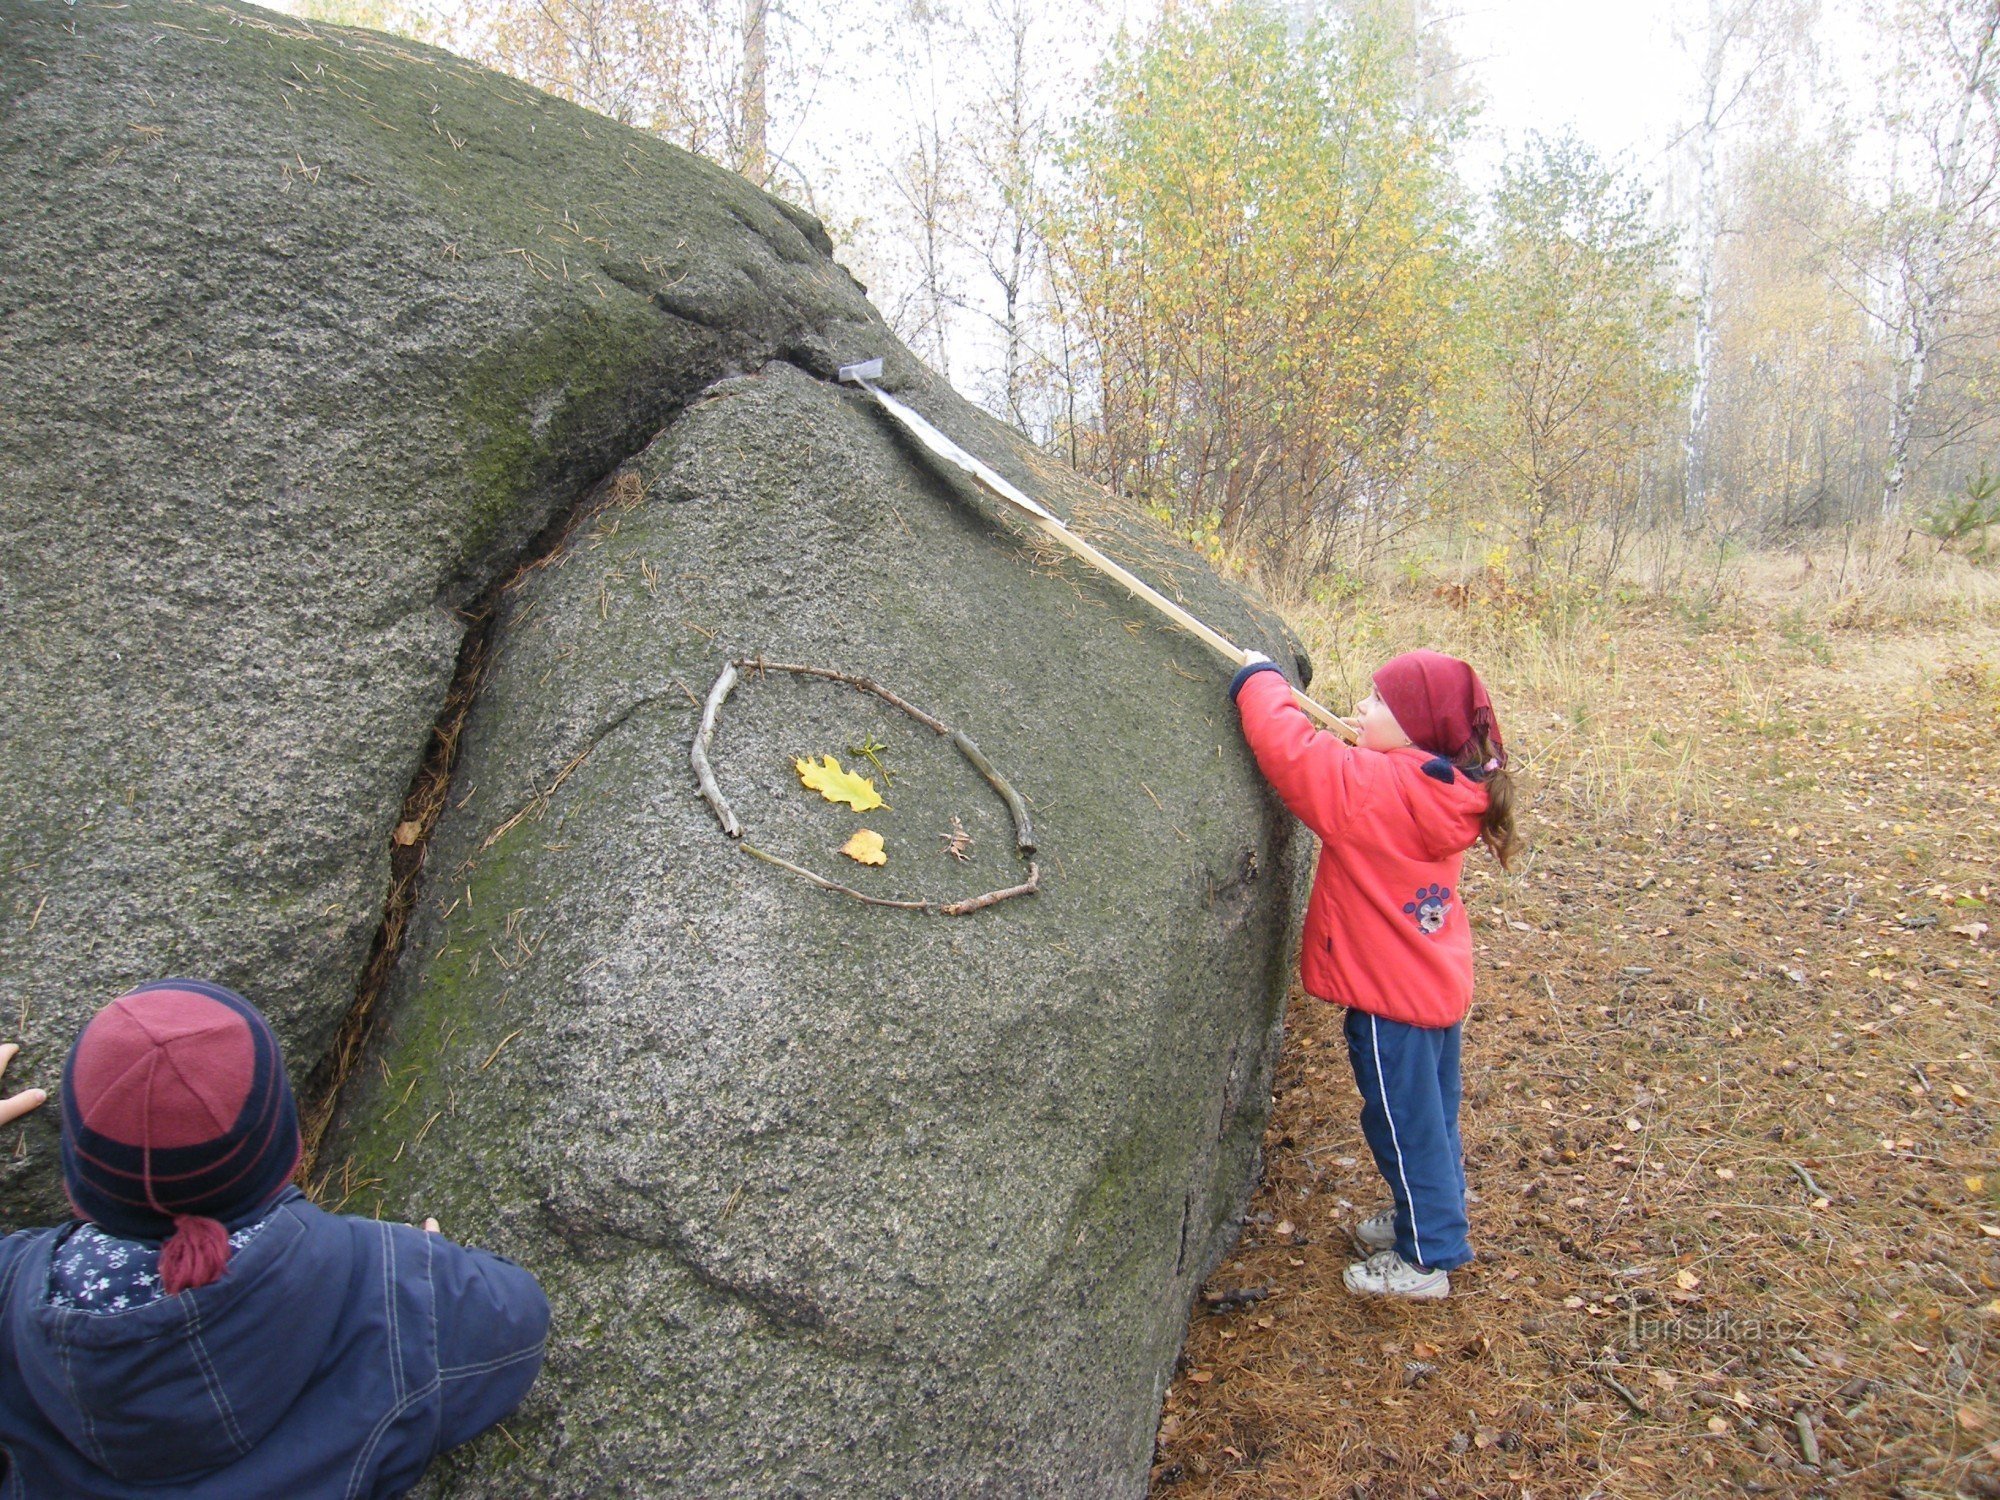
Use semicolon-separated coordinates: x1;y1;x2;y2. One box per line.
1675;1269;1702;1291
795;754;884;812
839;829;887;866
392;820;422;846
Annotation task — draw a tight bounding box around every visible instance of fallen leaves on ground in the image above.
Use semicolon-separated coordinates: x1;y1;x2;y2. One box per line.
1152;584;2000;1499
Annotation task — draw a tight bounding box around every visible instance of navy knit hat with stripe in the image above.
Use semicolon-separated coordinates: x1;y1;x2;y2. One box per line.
60;980;300;1291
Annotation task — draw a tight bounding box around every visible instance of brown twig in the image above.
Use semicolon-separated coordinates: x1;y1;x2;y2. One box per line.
740;843;932;911
951;731;1036;852
941;864;1040;916
693;661;742;837
1592;1365;1650;1417
731;656;951;735
697;659;1040;916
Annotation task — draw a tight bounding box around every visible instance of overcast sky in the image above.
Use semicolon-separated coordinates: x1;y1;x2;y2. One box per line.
1446;0;1688;188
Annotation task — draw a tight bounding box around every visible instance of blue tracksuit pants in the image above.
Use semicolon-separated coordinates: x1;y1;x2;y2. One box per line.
1343;1007;1473;1271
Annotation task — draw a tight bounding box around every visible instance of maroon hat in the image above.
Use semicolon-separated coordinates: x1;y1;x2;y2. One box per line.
60;980;301;1294
1372;650;1506;766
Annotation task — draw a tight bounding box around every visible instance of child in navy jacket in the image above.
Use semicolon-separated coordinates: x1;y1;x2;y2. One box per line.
0;979;549;1497
1233;650;1519;1299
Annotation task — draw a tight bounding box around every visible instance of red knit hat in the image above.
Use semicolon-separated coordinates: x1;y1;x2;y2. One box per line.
60;980;301;1295
1372;650;1506;766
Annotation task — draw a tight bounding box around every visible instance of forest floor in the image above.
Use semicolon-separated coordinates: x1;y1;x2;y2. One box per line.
1151;536;2000;1499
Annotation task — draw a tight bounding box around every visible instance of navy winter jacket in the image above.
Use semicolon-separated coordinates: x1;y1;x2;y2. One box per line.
0;1189;549;1498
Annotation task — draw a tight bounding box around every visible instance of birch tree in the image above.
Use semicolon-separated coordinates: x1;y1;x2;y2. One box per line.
1679;0;1815;528
1875;0;2000;519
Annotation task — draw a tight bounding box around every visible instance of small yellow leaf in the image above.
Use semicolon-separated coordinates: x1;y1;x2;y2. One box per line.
1675;1269;1702;1291
839;829;887;866
1968;1176;1986;1194
1706;1415;1729;1435
795;754;883;812
392;820;422;846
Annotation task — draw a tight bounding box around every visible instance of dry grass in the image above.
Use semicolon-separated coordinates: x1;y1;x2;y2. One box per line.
1153;539;2000;1499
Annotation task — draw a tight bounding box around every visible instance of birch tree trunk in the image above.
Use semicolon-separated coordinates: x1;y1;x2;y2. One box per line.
1880;0;2000;520
741;0;768;187
1682;0;1731;528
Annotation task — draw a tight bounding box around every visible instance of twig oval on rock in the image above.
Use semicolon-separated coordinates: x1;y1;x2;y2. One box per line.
693;656;1039;916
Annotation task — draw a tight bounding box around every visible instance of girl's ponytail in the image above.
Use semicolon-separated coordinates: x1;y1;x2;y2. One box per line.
1464;733;1520;868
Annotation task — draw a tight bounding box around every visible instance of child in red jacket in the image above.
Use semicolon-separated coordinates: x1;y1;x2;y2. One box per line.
1232;649;1518;1298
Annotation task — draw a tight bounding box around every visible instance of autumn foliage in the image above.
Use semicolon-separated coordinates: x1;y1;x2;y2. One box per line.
1054;2;1467;583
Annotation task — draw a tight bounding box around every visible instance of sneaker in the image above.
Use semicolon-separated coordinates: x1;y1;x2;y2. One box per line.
1353;1210;1397;1253
1343;1249;1450;1300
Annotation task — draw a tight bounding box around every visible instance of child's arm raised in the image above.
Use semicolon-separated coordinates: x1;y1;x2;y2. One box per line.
1231;664;1382;843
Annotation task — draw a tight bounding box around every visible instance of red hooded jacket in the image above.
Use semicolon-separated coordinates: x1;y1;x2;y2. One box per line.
1235;668;1490;1028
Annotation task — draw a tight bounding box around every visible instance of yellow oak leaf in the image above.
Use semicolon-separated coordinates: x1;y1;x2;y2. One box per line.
794;754;883;812
840;829;887;866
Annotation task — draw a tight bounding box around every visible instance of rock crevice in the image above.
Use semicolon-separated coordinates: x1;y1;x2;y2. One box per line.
1;6;1310;1495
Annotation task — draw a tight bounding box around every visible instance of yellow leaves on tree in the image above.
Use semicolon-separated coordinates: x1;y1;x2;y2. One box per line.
839;829;887;866
794;754;884;812
1056;1;1466;561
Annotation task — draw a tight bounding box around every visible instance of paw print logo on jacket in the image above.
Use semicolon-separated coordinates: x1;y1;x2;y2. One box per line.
1404;883;1453;935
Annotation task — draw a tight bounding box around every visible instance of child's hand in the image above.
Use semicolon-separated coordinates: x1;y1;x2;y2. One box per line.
0;1042;47;1128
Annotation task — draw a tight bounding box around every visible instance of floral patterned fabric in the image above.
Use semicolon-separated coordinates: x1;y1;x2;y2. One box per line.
46;1216;271;1314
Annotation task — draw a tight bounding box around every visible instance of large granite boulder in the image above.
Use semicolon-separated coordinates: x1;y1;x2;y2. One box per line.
0;0;874;1209
335;361;1305;1496
0;1;1310;1493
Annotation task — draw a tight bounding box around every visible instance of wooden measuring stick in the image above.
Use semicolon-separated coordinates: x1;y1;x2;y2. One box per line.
844;369;1357;743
